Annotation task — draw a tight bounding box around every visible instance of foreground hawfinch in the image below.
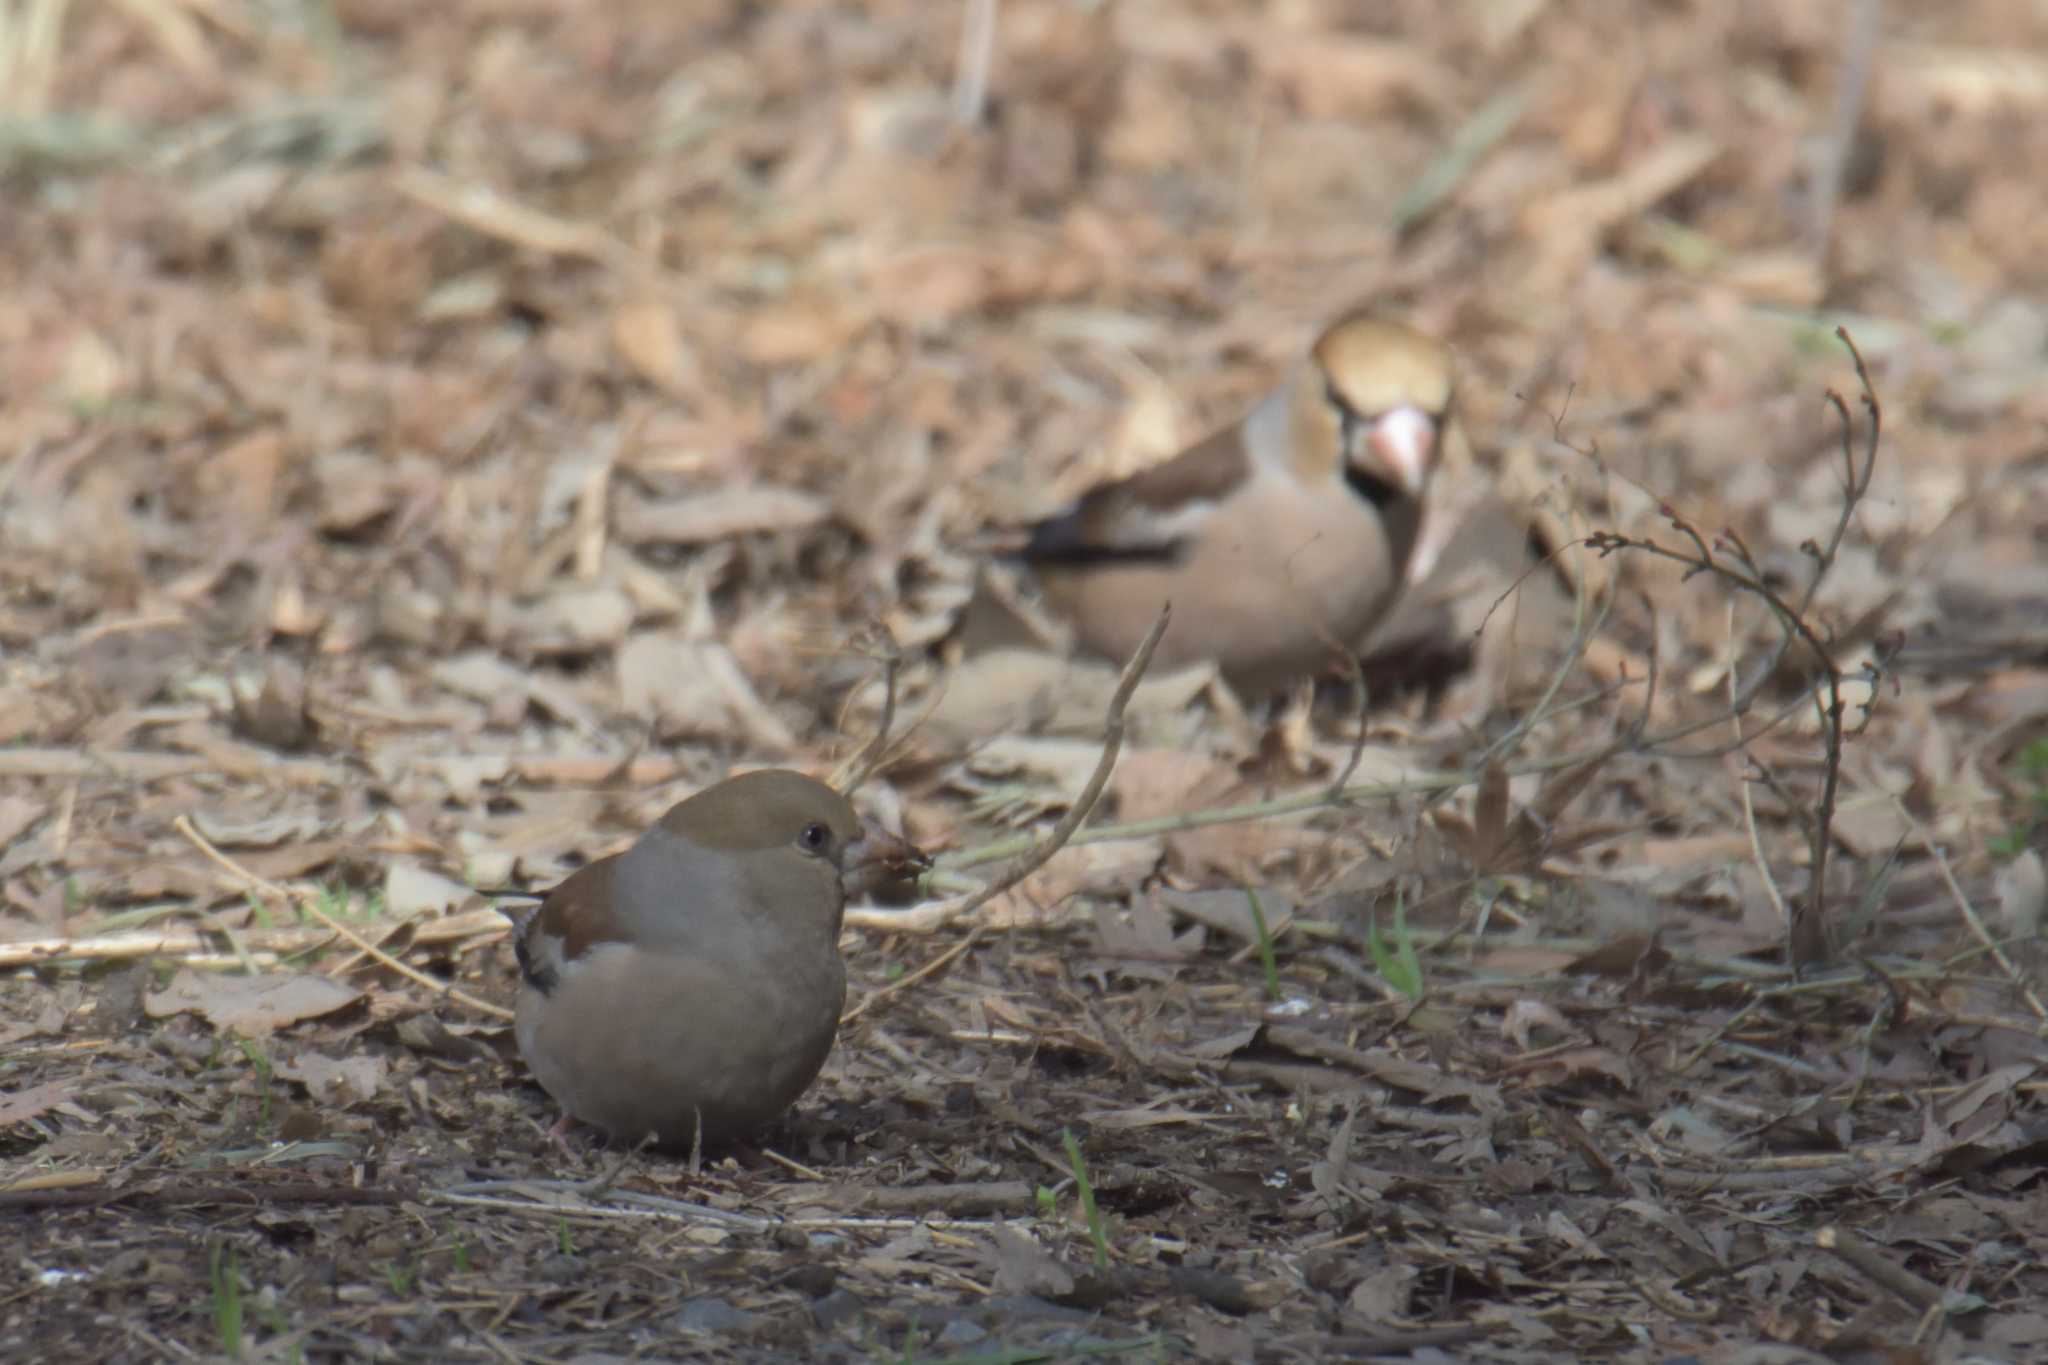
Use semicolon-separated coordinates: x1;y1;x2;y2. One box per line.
506;770;927;1151
1021;313;1462;696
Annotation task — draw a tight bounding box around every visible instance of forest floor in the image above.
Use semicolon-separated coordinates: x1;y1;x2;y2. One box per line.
2;1;2046;1361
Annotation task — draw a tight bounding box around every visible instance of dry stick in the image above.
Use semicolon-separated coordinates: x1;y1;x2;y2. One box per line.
51;778;77;859
1459;539;1621;795
0;926;342;970
937;767;1464;876
172;814;516;1022
1785;337;1875;965
435;1177;1036;1235
393;166;639;273
902;605;1170;930
1626;589;1664;747
841;927;983;1025
1727;600;1790;926
1890;796;2048;1024
0;747;345;783
1816;1225;1949;1315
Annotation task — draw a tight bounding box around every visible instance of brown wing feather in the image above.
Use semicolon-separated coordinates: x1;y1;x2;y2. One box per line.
1023;423;1253;563
520;856;627;992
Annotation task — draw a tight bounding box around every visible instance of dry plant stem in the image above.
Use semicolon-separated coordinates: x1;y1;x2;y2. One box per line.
51;778;77;858
0;926;344;970
841;927;983;1025
1890;796;2048;1023
0;747;346;783
1461;545;1619;790
914;605;1170;926
394;166;639;272
831;633;901;795
1326;638;1373;798
1817;1225;1948;1314
940;763;1512;874
756;1147;828;1182
1584;328;1884;965
171;814;516;1022
1586;328;1882;758
1728;602;1790;926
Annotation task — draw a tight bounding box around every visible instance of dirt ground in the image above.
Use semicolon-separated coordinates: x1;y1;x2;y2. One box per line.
3;1;2047;1361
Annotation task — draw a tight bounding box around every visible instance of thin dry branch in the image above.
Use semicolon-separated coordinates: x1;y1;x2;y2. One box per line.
1576;327;1889;967
0;925;341;970
1727;602;1790;927
840;926;983;1024
853;605;1169;933
1817;1225;1950;1315
172;814;515;1021
1892;796;2048;1023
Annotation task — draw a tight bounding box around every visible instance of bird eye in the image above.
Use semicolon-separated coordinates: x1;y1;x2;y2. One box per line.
797;822;832;855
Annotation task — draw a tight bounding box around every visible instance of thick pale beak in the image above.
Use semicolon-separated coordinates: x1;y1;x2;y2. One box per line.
842;825;931;903
1364;406;1437;497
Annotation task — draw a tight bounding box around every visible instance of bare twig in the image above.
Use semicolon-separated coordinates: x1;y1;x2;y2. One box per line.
172;814;516;1021
1890;797;2048;1023
1573;330;1883;754
1463;543;1618;784
841;927;983;1024
1817;1224;1949;1315
936;763;1483;877
887;605;1170;931
0;926;341;970
1727;602;1789;927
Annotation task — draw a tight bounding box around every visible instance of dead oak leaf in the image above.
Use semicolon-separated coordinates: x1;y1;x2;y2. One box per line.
144;969;360;1037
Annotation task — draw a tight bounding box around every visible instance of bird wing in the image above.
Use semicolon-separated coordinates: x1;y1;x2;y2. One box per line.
1021;423;1253;565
